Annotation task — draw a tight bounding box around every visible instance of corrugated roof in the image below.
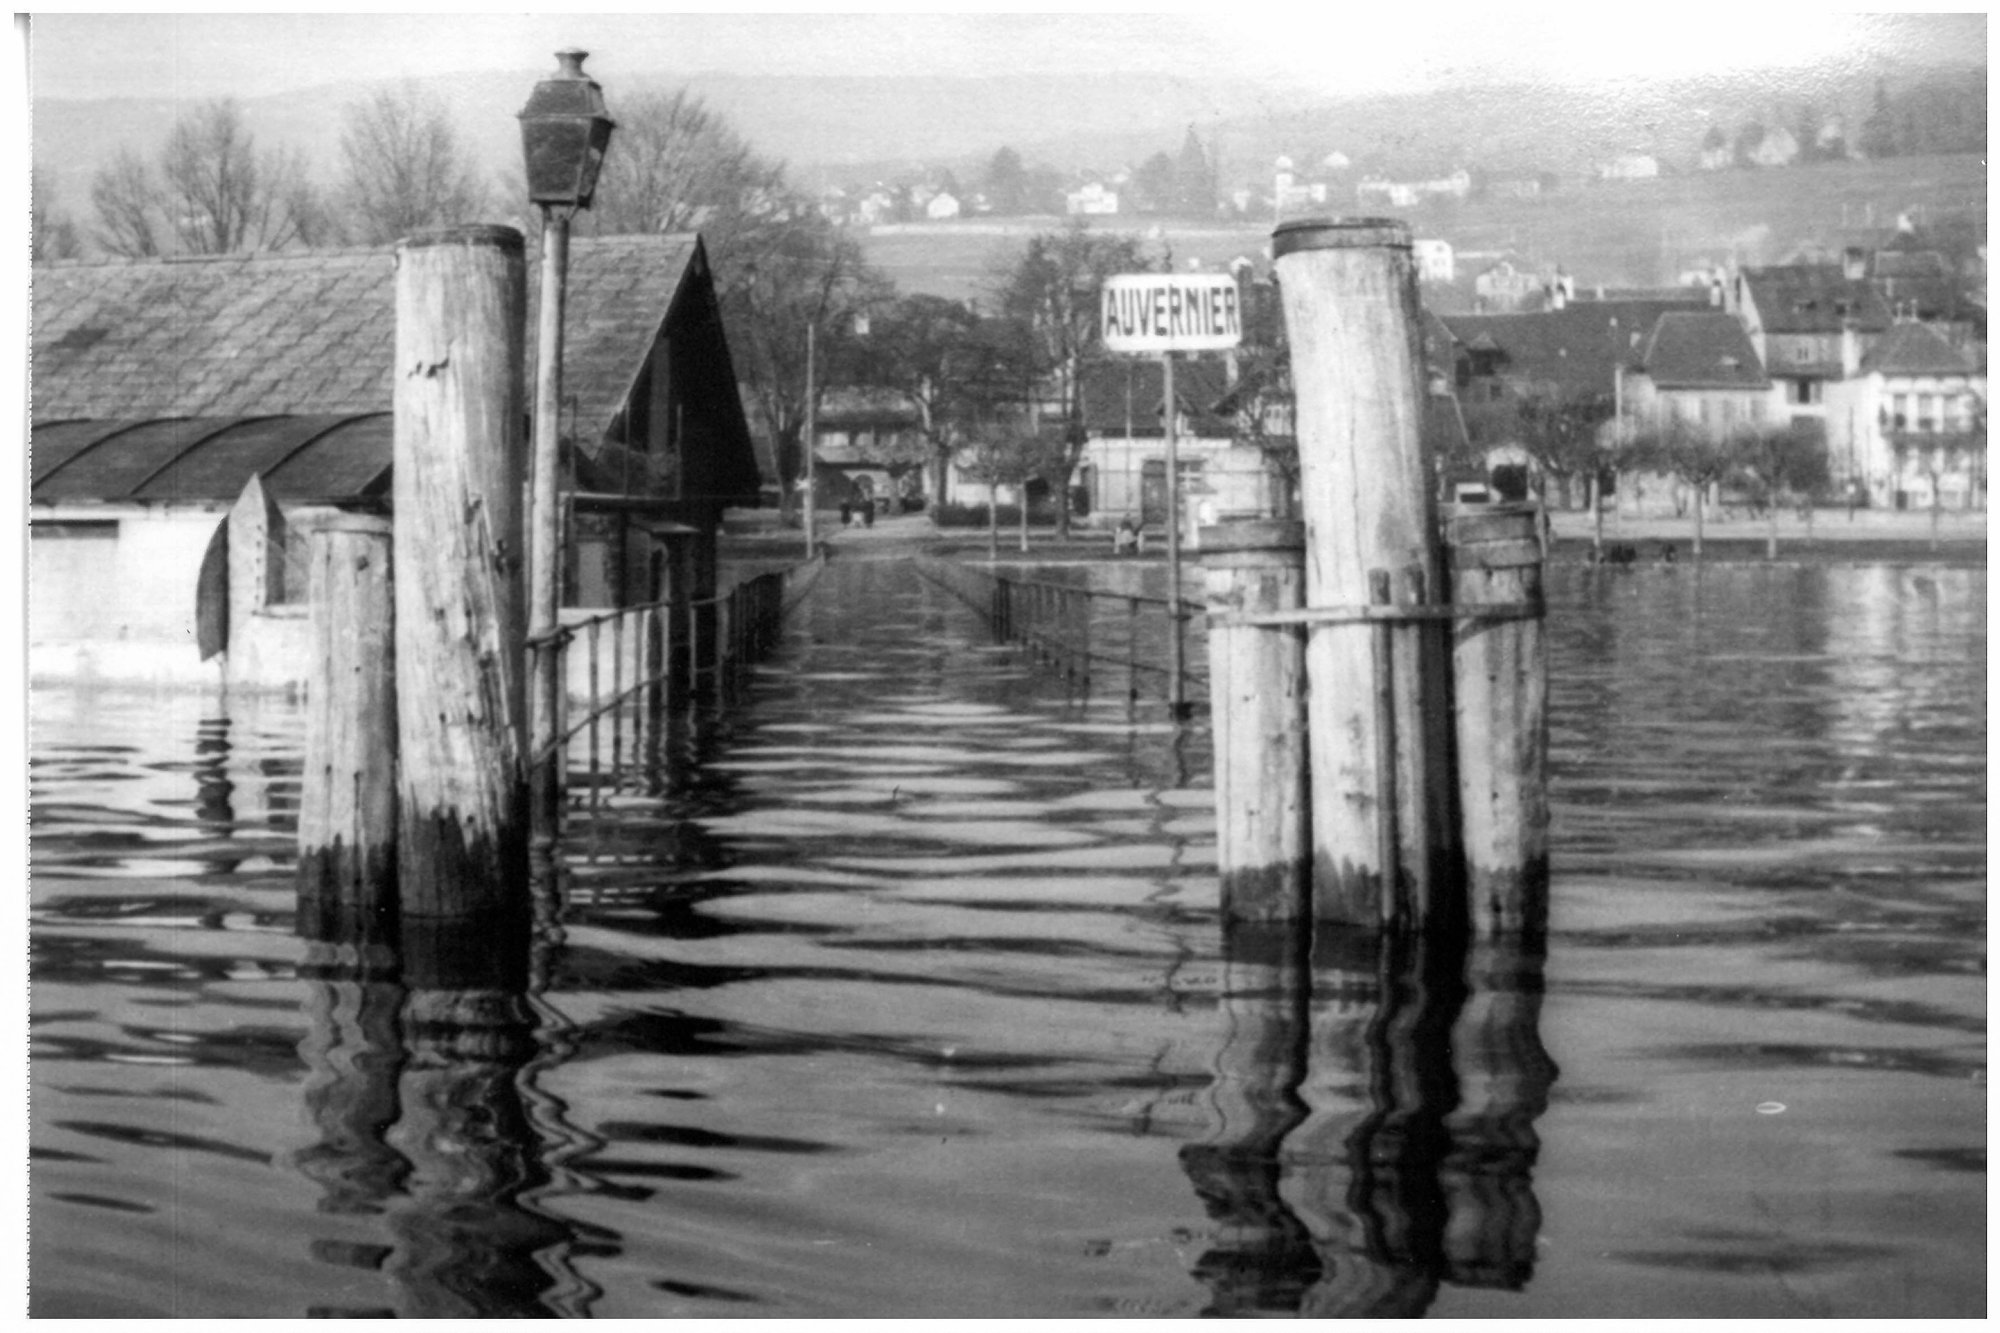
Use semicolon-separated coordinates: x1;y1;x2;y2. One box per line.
1740;265;1892;333
32;414;392;504
1639;312;1770;389
1862;322;1977;376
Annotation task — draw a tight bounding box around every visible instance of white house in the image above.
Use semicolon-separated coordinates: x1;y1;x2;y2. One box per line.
924;191;961;221
1066;181;1119;216
1414;238;1455;283
1598;153;1661;181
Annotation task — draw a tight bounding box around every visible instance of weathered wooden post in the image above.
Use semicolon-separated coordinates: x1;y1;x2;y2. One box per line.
392;225;530;926
1200;518;1309;921
1446;503;1550;937
1272;217;1458;927
297;515;398;941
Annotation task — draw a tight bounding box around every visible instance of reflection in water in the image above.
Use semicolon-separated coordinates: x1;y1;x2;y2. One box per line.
1183;924;1556;1315
292;925;589;1318
29;560;1983;1317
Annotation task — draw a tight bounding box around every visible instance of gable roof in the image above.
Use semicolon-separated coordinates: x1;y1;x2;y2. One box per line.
1639;312;1770;390
33;233;712;441
1739;264;1893;334
1862;321;1978;376
1442;300;1697;397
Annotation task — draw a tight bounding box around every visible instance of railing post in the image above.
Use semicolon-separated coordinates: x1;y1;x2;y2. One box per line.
392;224;528;929
1201;519;1309;922
1274;216;1456;927
298;515;397;943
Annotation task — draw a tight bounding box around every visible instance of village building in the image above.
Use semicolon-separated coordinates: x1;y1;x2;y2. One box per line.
1413;238;1455;284
1442;297;1721;509
1070;357;1285;531
30;233;760;690
807;388;930;513
1472;259;1545;313
1597;153;1661;181
1621;310;1780;440
1856;321;1987;510
1744;125;1801;168
1065;181;1119;216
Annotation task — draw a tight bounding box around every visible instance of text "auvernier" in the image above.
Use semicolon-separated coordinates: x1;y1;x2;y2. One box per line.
1100;273;1243;353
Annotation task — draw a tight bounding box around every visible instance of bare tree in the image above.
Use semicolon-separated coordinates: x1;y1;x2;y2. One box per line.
89;99;324;257
89;147;165;257
339;84;487;244
583;90;787;238
716;211;884;524
162;99;283;253
990;219;1150;538
32;171;82;262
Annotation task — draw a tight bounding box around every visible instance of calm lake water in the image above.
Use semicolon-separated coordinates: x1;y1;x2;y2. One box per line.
29;557;1985;1317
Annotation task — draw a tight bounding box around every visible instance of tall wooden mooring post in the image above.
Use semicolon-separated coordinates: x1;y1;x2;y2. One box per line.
1203;217;1549;939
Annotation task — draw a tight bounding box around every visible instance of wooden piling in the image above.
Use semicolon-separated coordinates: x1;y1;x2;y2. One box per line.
1446;503;1550;937
297;515;398;941
1272;217;1454;925
1200;519;1309;921
392;225;529;922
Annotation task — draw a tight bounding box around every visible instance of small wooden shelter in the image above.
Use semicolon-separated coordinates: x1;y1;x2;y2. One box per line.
31;233;759;688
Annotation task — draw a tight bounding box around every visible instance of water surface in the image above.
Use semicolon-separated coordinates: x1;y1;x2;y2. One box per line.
29;558;1985;1317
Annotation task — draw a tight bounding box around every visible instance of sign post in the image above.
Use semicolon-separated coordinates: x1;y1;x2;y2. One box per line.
1100;272;1243;716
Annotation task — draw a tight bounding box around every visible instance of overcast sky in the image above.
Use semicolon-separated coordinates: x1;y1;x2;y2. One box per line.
25;10;1985;103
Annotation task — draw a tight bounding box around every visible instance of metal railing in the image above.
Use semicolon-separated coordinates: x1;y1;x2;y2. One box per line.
916;556;1207;707
533;557;823;817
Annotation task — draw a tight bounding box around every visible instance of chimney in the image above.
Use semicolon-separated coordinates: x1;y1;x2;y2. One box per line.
1842;246;1867;281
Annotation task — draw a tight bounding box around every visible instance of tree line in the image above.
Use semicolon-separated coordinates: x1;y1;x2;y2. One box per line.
33;82;1178;539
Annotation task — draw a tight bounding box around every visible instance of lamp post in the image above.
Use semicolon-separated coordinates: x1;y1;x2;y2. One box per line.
519;48;615;883
804;319;817;559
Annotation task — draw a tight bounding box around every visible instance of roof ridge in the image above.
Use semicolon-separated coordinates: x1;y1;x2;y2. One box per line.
33;243;401;272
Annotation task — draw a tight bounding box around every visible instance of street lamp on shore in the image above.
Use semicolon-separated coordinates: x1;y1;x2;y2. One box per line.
520;48;615;875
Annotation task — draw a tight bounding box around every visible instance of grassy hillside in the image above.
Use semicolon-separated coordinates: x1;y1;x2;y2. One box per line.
859;154;1987;303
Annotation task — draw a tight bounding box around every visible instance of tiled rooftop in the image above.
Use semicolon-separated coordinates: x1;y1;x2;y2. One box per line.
32;233;705;439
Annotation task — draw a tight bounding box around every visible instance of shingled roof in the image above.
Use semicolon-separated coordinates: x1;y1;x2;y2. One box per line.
1739;264;1893;334
1862;322;1978;376
33;233;711;442
1639;312;1770;390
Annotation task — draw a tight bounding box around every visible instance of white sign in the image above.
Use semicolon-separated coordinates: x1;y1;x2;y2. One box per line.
1099;273;1243;353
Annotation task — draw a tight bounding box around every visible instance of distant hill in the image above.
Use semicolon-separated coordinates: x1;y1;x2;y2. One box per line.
853;154;1988;305
32;59;1985;237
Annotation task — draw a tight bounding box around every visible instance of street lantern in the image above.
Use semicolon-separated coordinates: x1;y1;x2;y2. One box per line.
520;48;616;891
518;49;616;210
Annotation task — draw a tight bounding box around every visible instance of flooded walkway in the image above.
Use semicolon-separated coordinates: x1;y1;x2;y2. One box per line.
29;556;1987;1317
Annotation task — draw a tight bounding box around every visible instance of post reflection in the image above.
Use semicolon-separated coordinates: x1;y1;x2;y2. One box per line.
1182;924;1556;1315
292;916;589;1318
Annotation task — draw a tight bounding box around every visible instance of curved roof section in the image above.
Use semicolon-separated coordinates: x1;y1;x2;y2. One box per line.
32;414;391;504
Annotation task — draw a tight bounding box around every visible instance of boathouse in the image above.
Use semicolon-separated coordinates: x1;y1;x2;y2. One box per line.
30;234;760;689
